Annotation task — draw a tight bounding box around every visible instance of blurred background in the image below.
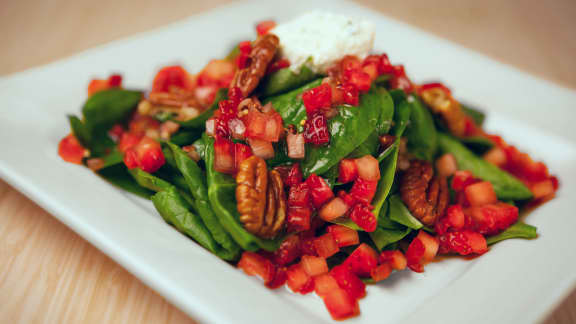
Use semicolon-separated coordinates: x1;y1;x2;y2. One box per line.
1;0;575;323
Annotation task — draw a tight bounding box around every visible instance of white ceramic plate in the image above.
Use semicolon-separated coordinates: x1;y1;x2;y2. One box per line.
1;1;576;323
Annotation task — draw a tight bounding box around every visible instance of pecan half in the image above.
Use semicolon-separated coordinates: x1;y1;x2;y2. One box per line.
149;89;200;108
231;34;279;97
262;170;286;238
420;88;466;137
399;160;449;226
236;156;268;234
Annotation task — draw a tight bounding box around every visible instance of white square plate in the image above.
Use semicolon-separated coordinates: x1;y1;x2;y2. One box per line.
1;1;576;323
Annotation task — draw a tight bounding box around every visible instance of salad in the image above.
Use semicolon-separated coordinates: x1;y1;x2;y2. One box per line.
57;12;559;320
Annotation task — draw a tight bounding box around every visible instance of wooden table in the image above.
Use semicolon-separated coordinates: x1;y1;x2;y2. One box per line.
1;1;575;323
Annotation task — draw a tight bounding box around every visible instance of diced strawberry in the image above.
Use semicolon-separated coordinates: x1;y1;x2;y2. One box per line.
58;134;85;164
314;273;340;298
323;288;359;320
88;79;110;96
288;182;311;207
264;111;284;142
238;251;275;284
286;207;312;233
300;278;315;294
349;178;378;204
344;243;378;277
531;179;555;200
330;265;366;300
345;70;372;92
439;230;488;255
451;170;477;192
319;197;349;221
435;204;466;235
234;143;253;171
379;250;407;271
339;159;358;183
134;136;165;173
349;203;377;232
228;118;246;140
300;255;329;277
248;138;274;160
484;147;507;167
108;124;125;141
273;234;301;266
256;20;276;35
123;149;139;169
370;263;393;282
152;65;192;92
419;82;451;95
436;153;458;177
299;232;318;256
265;266;287;289
304;112;330;146
302;83;332;115
355;155;380;181
306;174;334;209
286;263;313;294
244;109;268;140
285;163;303;187
362;62;379;80
342;83;359;106
327;225;360;247
197;59;235;88
129;113;160;136
213;137;235;174
406;230;439;273
107;74;122;87
338;190;358;209
267;58;291;74
465;181;498;207
286;132;305;159
314;233;339;258
467;202;518;235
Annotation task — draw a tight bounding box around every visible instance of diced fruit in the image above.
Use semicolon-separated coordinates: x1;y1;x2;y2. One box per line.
245;109;282;142
213;137;235;174
319;198;349;221
436;153;458;177
152;65;191;92
337;190;358;209
349;178;378;204
302;83;332;115
314;233;339;258
300;279;315;294
370;264;392;282
342;83;359;106
234;143;253;171
327;225;360;247
273;235;301;266
285;163;303;187
345;70;372;92
58;134;85;164
439;230;488;255
344;243;379;277
338;159;358;183
286;263;313;294
108;124;124;141
349;203;377;232
300;255;329;276
256;20;276;35
435;204;466;235
304;113;330;146
484;147;507;167
287;207;312;232
248;138;274;159
467;202;518;235
531;179;555;200
238;251;275;284
465;181;497;207
451;170;476;191
406;230;439;273
129;114;160;136
355;155;380;181
197;59;235;88
323;288;359;320
314;274;340;297
330;265;366;299
123;149;139;169
288;182;310;207
379;250;407;271
362;62;379;80
134;136;165;173
267;58;291;74
306;174;334;208
266;266;287;289
299;232;318;256
88;79;110;96
264;112;284;142
228;118;246;140
205;118;216;137
287;132;305;159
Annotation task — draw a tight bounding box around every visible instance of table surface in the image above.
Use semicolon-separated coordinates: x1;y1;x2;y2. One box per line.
1;0;575;323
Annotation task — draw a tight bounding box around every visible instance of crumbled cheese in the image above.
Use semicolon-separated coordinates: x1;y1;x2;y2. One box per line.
271;11;375;74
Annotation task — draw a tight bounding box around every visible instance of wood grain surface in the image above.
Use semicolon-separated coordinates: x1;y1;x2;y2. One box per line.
1;1;575;323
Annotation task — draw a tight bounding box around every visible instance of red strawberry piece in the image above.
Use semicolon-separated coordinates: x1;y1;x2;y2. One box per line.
338;159;358;183
273;234;301;266
349;178;378;204
302;83;332;115
330;265;366;300
304;112;330;146
344;243;379;277
306;174;334;209
349;203;377;232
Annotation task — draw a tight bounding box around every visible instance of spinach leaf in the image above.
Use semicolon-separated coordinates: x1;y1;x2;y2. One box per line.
347;131;380;159
97;164;153;199
259;65;318;97
438;133;532;200
152;187;222;256
331;218;363;231
302;87;394;177
193;137;206;161
486;222;537;245
405;95;438;161
461;104;486;126
68;115;91;148
369;227;412;251
167;143;240;260
460;136;494;155
99;148;124;169
263;79;322;127
204;136;281;251
176;88;227;129
170;130;203;146
388;195;423;230
82;89;142;136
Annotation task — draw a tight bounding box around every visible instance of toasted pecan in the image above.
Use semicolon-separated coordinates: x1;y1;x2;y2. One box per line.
231;34;279;97
420;88;466;137
236;156;268;234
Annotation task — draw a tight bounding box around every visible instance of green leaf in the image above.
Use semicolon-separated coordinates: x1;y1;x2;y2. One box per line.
461;104;486;126
68;115;91;147
170;130;203;146
97;164;153;199
193;137;206;161
259;65;318;97
302;87;394;177
369;227;412;251
438;133;532;200
176;88;227;128
204;135;281;251
331;218;363;231
347;131;380;159
129;168;174;192
263;79;322;127
405;95;438;161
82;89;142;136
460;136;494;155
388;195;423;230
486;222;538;245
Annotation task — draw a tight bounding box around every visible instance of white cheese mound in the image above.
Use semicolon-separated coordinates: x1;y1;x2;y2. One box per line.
271;11;375;74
